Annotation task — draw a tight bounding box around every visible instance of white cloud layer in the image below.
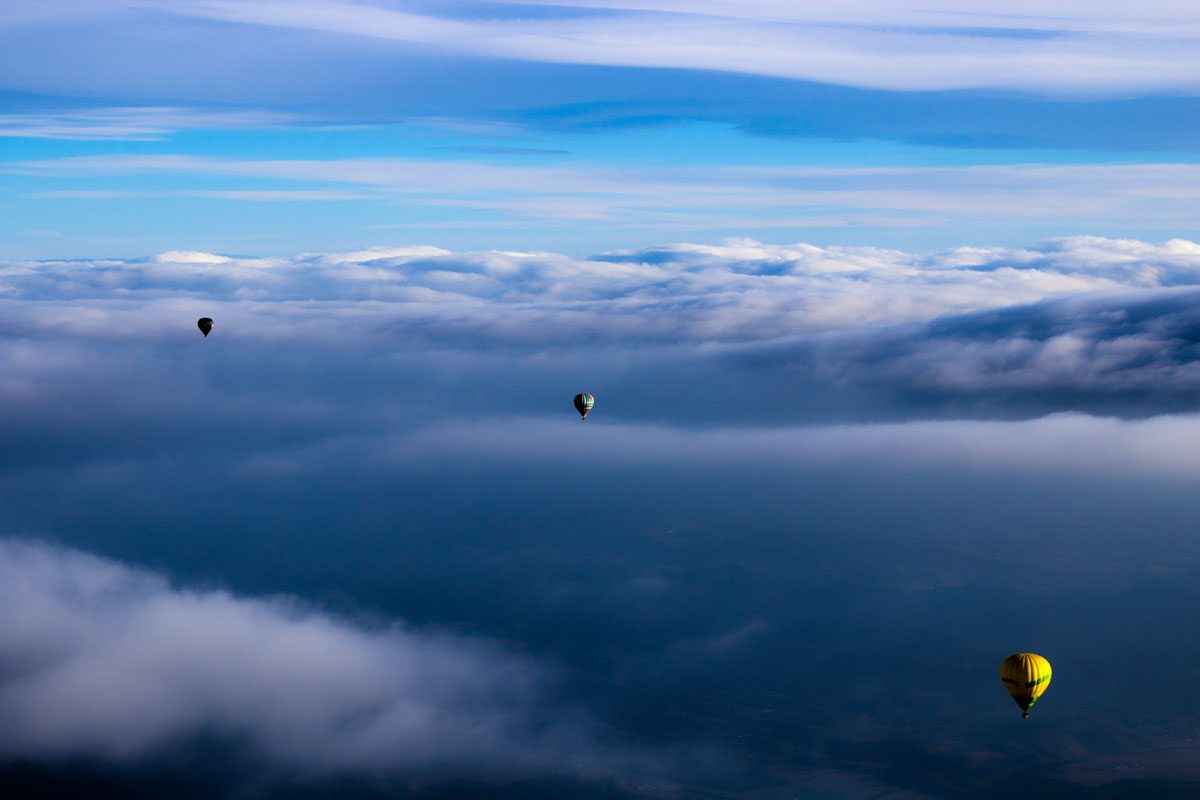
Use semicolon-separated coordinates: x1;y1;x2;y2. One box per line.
0;539;617;776
3;236;1199;434
2;236;1199;344
392;412;1200;480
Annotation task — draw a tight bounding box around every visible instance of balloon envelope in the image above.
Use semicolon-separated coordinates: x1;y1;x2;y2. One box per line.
573;393;594;420
999;653;1052;718
197;317;213;338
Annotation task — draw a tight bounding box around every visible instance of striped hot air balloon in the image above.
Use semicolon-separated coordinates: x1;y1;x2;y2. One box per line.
573;393;594;420
999;653;1052;719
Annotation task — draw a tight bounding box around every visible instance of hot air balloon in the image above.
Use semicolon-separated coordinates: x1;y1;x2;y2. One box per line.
573;393;594;420
1000;653;1052;718
197;317;214;338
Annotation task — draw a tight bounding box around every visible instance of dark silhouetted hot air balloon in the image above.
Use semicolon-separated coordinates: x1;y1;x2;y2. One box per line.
1000;652;1052;719
197;317;213;338
573;393;594;420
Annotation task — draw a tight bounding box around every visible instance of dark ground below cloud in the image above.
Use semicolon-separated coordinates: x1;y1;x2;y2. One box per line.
0;761;650;800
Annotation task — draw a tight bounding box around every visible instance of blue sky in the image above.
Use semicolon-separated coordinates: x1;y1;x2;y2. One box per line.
6;0;1200;258
8;5;1200;799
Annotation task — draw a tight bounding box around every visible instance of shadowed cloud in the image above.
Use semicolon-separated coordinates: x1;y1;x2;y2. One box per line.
0;539;649;781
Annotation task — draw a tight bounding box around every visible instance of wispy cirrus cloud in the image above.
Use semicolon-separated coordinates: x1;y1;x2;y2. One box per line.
30;189;375;201
15;156;1200;233
484;0;1200;38
0;106;298;141
141;0;1200;94
7;0;1200;99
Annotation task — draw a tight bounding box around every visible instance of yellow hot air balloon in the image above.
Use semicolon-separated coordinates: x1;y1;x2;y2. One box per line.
999;653;1052;719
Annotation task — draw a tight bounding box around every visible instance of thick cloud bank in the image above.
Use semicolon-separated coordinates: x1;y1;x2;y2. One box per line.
3;237;1200;425
5;236;1200;339
0;539;611;777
